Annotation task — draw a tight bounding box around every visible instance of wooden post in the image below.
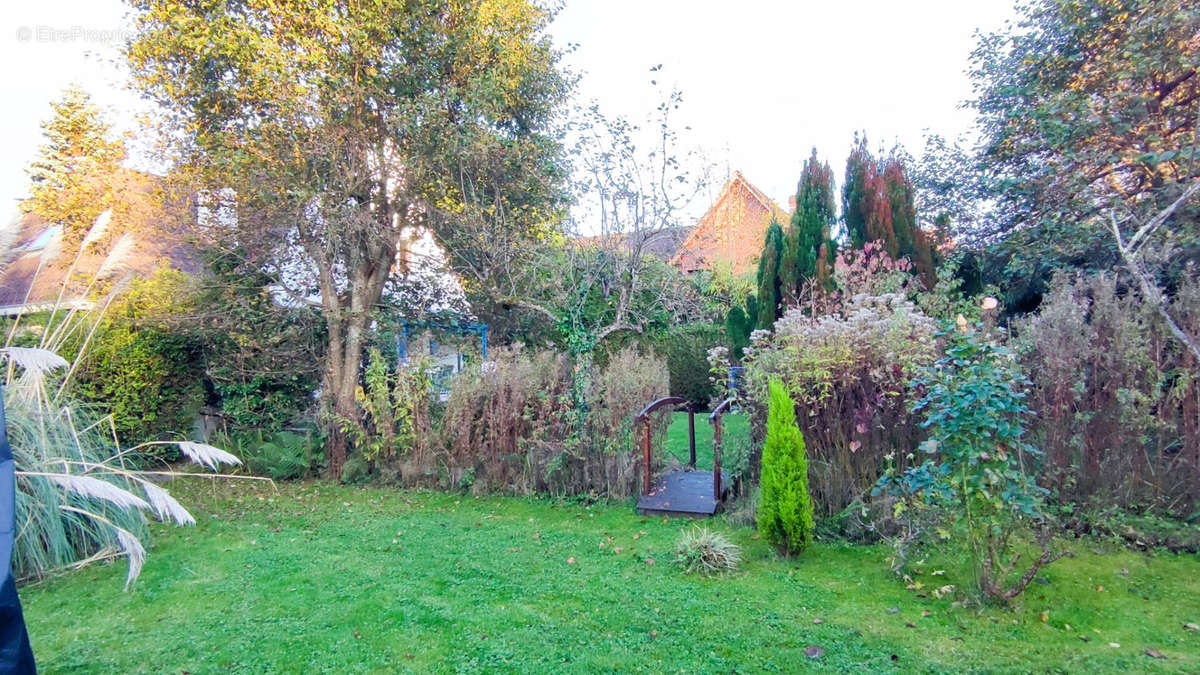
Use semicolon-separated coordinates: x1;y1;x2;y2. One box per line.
642;418;652;495
712;415;722;501
687;409;696;469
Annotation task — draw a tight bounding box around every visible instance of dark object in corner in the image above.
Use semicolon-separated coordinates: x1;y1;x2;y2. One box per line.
0;384;36;673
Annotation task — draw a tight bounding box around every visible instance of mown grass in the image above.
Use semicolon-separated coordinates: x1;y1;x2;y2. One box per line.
19;478;1200;673
663;410;750;471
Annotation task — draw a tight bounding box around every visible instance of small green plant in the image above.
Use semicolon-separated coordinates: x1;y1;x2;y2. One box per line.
228;430;317;481
674;527;741;576
757;378;814;556
879;324;1067;601
338;348;433;473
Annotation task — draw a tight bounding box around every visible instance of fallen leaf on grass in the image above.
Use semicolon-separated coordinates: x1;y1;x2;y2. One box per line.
804;645;825;659
1144;648;1166;659
921;610;931;618
1184;622;1200;632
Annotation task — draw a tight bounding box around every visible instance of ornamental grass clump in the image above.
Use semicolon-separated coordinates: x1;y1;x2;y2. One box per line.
0;213;264;589
757;379;815;556
2;346;258;590
674;527;741;576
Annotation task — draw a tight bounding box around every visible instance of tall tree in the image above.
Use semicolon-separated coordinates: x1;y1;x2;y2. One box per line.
843;135;897;257
127;0;569;477
780;148;837;303
882;153;937;287
841;137;937;286
843;134;872;250
756;219;785;329
968;0;1200;272
23;86;125;247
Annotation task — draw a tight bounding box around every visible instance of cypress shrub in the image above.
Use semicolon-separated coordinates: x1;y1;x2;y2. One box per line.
757;378;814;555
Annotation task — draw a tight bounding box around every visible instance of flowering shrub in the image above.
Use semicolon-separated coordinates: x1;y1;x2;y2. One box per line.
878;324;1065;602
743;293;938;515
706;345;731;401
833;240;922;298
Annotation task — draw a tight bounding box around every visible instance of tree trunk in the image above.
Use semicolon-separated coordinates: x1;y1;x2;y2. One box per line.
320;238;397;479
326;316;368;478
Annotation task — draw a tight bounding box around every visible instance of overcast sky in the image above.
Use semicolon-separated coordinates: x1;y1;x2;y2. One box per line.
0;0;1017;226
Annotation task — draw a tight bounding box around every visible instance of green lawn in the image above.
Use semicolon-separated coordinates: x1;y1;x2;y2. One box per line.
663;410;750;471
19;480;1200;673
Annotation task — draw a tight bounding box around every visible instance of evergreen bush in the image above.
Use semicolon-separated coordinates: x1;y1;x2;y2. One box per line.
757;378;814;556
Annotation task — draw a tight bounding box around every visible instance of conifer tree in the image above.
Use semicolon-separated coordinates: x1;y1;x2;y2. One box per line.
24;85;125;244
883;158;916;259
883;153;937;287
842;136;937;285
757;378;814;556
781;148;837;300
842;133;872;250
755;220;784;329
724;304;751;360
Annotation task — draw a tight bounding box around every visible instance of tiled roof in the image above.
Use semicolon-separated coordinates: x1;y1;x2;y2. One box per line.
572;225;695;261
0;169;201;316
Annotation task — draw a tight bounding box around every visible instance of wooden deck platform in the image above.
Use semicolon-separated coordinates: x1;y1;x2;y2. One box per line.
636;469;729;518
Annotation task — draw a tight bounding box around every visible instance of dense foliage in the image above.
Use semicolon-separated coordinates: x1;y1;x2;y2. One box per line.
842;137;937;286
69;269;205;447
779;149;838;303
1016;272;1200;516
656;324;723;409
970;0;1200;240
757;379;815;556
2;344;246;589
754;220;785;329
336;346;670;497
959;0;1200;308
22;86;125;246
881;325;1063;601
745;290;938;515
128;0;571;477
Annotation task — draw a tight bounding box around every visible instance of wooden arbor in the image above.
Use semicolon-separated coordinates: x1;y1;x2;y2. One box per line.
633;396;732;517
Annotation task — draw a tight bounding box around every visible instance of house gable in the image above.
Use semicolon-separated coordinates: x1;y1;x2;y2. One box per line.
670;171;788;275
